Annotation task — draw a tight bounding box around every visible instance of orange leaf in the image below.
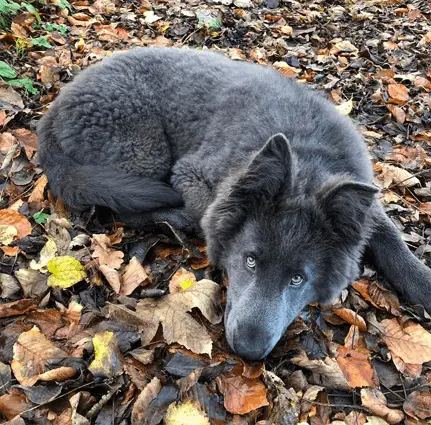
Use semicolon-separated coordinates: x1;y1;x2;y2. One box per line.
28;175;48;204
0;209;31;239
336;346;379;388
368;281;400;315
216;371;269;414
0;299;35;318
361;388;404;424
1;246;19;256
388;83;409;104
332;308;367;331
387;104;406;124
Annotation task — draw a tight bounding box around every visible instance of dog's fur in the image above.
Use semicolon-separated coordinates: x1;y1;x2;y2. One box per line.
37;47;431;361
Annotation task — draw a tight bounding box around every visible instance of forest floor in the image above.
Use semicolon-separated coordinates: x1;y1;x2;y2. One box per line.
1;0;431;424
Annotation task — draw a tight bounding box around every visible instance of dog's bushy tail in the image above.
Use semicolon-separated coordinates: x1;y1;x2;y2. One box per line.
36;114;183;214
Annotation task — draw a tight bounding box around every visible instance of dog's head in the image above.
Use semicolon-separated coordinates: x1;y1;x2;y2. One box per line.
202;134;377;361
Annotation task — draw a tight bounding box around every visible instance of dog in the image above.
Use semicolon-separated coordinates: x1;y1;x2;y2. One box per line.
37;47;431;361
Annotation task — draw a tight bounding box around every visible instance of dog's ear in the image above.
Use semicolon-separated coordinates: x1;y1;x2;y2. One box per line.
233;133;294;201
318;181;378;243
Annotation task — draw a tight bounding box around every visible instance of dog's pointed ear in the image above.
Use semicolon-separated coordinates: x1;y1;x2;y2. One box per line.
318;181;378;243
235;133;294;199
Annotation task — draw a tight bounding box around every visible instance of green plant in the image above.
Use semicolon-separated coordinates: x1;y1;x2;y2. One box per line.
43;22;68;34
30;35;52;48
0;0;41;30
0;60;39;95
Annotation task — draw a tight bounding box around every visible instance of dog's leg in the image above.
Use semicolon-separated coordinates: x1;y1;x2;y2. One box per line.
368;204;431;310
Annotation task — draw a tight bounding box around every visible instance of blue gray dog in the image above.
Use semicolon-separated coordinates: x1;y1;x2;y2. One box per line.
37;48;431;361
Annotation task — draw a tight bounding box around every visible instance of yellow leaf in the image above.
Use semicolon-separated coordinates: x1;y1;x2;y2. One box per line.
169;268;196;294
47;256;87;289
336;98;353;115
0;224;18;245
88;331;123;378
165;401;210;425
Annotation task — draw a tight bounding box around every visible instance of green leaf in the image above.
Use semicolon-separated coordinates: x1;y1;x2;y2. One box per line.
0;0;21;14
8;78;39;95
30;36;52;49
47;256;87;289
0;60;17;79
33;212;51;225
22;2;41;24
43;23;68;34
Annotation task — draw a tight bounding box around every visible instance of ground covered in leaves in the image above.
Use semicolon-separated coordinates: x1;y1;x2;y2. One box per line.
1;0;431;423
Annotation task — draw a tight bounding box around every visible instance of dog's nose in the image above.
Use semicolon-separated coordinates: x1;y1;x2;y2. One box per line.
231;325;274;361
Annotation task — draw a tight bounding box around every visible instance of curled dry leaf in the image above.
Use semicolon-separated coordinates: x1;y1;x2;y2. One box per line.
379;164;420;189
368;281;400;315
91;233;124;269
136;279;222;356
11;326;76;386
0;299;35;318
335;98;354;116
0;209;31;240
28;174;48;205
131;377;162;425
360;388;404;424
332;308;367;331
88;331;123;378
403;390;431;420
380;318;431;365
290;350;349;390
336;346;379;388
386;104;406;124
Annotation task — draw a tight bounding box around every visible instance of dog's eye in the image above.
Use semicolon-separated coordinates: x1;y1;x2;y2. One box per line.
290;274;304;286
245;255;256;269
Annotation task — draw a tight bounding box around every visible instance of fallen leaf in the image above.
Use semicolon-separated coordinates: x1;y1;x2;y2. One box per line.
0;273;20;298
361;388;404;424
14;268;48;298
0;393;29;420
164;401;210;425
380;318;431;365
1;246;19;256
368;282;400;315
388;83;409;104
30;238;57;272
0;209;31;239
290;350;349;390
332;308;367;331
136;279;222;355
28;175;48;204
386;104;406;124
169;267;196;293
0;299;35;318
336;346;379;388
216;368;269;415
379;164;420;188
336;98;354;115
47;256;87;289
88;331;123;378
11;326;76;385
131;377;162;425
91;233;124;269
0;225;18;245
403;391;431;420
121;256;150;295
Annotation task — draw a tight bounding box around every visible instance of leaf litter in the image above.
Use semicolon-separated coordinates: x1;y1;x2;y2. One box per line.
1;0;431;423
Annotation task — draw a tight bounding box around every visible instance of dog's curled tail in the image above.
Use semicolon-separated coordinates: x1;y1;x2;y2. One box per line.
36;115;183;214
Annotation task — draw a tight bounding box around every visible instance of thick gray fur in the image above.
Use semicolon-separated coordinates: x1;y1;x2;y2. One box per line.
37;47;431;361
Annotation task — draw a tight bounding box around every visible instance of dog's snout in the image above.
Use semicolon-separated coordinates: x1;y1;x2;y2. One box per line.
230;323;274;361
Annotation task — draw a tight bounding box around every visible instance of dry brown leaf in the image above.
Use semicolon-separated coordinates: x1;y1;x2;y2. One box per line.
290;350;349;390
0;299;35;318
388;83;409;104
131;377;162;425
136;279;222;355
11;326;76;386
361;389;404;424
99;264;121;293
380;318;431;365
344;325;370;354
11;128;38;159
380;164;420;189
0;393;30;420
121;256;150;296
0;209;31;240
28;175;48;204
403;391;431;420
386;104;406;124
216;369;269;414
169;267;196;294
332;308;367;331
91;233;124;269
336;346;379;388
391;353;422;378
368;282;400;315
